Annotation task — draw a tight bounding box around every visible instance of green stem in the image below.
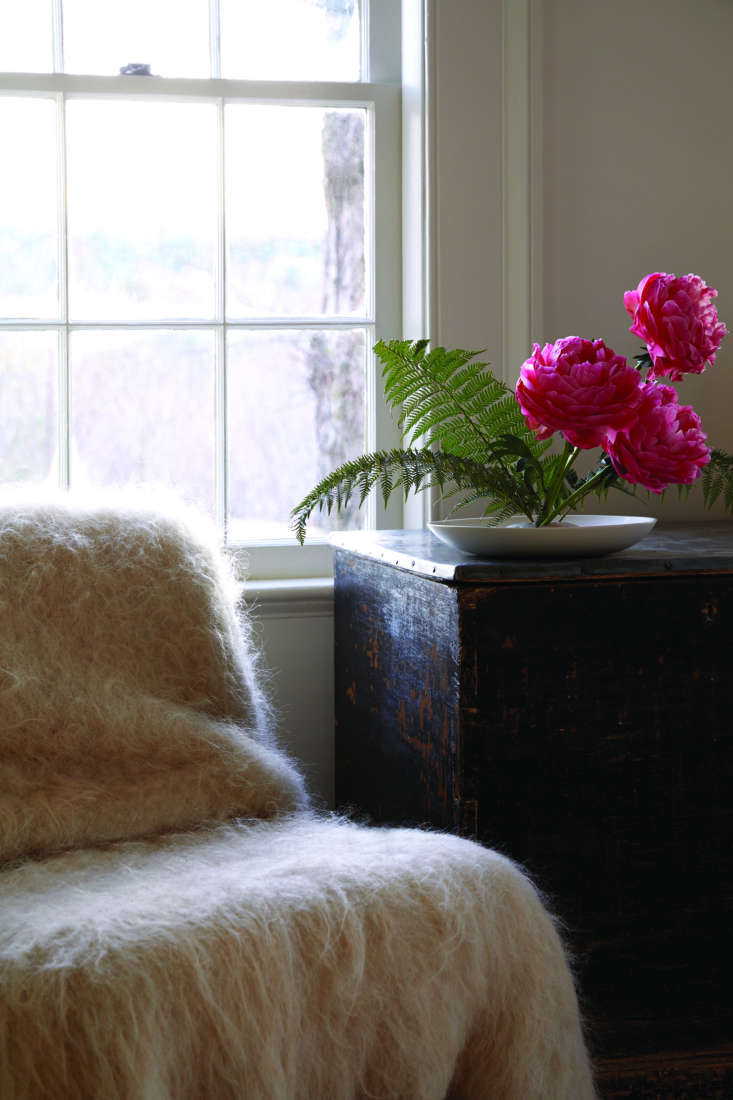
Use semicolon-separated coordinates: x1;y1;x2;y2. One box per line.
494;452;537;525
536;443;579;526
551;462;611;522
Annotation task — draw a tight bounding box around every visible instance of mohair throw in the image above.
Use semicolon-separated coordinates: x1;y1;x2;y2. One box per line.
0;495;597;1099
0;494;307;863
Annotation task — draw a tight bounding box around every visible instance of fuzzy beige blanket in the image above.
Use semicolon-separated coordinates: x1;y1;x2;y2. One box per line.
0;496;596;1099
0;496;306;863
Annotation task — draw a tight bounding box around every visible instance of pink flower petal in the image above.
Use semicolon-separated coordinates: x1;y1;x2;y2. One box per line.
516;337;643;449
623;271;727;381
604;383;711;492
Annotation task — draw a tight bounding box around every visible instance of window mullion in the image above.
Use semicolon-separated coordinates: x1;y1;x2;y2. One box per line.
360;0;369;81
57;327;69;490
51;0;64;74
209;0;221;80
56;91;70;489
215;96;227;535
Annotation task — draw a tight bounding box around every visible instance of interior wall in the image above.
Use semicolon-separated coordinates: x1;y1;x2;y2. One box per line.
247;604;335;809
540;0;733;518
431;1;504;359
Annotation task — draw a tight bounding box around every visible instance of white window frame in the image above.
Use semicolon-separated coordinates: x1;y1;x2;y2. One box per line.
0;0;405;583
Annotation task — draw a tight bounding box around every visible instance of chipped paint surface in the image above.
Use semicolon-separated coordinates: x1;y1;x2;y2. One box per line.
334;534;733;1078
334;553;460;831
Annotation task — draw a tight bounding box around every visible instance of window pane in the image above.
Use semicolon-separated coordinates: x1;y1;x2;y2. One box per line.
0;331;57;483
226;106;366;319
227;328;366;540
63;0;210;78
221;0;360;81
0;98;58;320
66;100;217;321
70;329;215;513
0;0;53;73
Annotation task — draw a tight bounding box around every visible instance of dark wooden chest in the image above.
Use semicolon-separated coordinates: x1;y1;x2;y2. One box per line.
331;523;733;1098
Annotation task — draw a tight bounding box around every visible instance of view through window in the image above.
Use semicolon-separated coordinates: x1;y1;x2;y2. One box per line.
0;0;398;547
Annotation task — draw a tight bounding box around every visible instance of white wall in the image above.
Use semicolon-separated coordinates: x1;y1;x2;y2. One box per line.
540;0;733;518
258;0;733;803
245;597;335;808
430;1;504;358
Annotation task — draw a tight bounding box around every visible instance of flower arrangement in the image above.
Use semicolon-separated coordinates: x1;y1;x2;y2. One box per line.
291;271;733;541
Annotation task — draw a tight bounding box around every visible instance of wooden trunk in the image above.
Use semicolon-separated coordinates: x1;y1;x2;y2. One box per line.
332;523;733;1098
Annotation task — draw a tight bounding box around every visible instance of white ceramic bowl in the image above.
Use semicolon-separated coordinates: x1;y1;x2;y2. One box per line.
427;514;657;559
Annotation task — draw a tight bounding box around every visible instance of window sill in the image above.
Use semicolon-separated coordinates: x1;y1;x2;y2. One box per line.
228;540;334;583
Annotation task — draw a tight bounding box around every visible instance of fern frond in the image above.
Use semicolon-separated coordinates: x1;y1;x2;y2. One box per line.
374;339;545;465
702;448;733;512
443;489;519;526
290;446;540;543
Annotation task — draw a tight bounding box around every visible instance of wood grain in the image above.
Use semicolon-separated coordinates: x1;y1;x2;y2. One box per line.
333;525;733;1098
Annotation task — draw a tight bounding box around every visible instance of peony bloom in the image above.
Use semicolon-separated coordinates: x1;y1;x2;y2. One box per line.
624;271;727;382
604;383;711;493
516;336;643;449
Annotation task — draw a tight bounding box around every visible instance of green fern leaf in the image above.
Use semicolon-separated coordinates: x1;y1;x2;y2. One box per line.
290;446;543;543
704;449;733;513
374;339;545;465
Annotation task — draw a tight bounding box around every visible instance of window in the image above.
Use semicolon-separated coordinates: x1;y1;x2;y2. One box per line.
0;0;401;576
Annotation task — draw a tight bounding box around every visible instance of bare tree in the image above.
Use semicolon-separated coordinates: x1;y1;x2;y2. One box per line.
306;109;366;529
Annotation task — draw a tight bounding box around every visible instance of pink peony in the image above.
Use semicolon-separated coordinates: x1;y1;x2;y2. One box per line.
624;271;727;382
604;383;711;493
516;336;643;449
